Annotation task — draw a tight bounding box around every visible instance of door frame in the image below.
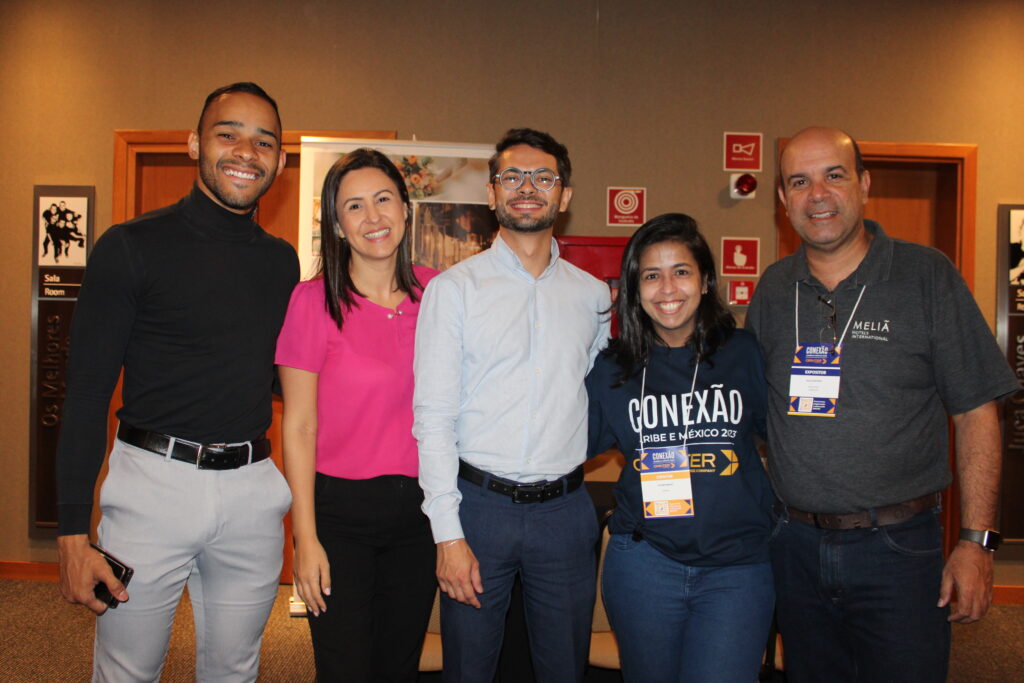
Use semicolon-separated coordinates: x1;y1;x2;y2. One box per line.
112;129;395;223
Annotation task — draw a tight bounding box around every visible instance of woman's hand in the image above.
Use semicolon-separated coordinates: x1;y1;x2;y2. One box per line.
293;537;331;616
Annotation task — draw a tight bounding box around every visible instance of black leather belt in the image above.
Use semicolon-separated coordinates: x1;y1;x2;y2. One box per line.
786;491;941;530
117;423;271;470
458;460;583;504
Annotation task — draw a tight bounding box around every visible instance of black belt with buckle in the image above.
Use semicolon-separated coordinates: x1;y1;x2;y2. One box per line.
458;460;583;504
117;423;271;470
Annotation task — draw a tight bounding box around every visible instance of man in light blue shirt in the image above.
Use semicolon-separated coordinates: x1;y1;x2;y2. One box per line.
414;128;610;683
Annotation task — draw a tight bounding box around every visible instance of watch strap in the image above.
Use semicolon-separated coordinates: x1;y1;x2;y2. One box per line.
959;528;1001;551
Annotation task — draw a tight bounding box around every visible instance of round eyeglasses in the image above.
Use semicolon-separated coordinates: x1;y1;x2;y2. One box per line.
494;167;561;192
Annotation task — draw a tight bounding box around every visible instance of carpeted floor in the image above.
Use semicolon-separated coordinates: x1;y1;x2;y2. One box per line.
0;582;315;682
1;579;1021;681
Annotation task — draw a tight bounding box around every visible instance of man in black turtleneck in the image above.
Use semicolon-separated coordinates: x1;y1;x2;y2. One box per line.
55;82;299;682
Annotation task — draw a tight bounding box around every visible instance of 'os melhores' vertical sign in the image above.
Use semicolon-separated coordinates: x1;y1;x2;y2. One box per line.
997;204;1024;542
30;185;93;535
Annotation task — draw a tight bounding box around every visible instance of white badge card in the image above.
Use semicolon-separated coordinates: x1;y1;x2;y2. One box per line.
788;343;841;417
639;445;694;518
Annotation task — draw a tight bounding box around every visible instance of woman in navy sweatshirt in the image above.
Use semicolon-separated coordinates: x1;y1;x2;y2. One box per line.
587;213;774;683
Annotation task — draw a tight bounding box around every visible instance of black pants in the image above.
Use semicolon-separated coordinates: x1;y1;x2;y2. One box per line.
309;474;437;683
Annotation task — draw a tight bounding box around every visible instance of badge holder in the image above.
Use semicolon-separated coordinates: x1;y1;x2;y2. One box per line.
788;284;865;418
637;361;699;518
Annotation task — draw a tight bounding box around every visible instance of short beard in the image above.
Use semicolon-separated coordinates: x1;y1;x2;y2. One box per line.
198;156;270;212
494;202;558;234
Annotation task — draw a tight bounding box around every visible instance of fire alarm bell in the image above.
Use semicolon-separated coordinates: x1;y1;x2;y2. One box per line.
730;173;757;200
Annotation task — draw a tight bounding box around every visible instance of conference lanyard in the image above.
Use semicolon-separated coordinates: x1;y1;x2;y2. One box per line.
636;355;699;517
788;282;865;417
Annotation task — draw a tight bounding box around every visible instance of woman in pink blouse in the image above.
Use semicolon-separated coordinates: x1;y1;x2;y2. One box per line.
276;148;438;682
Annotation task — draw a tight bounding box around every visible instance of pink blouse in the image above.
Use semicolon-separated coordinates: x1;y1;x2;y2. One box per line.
275;265;437;479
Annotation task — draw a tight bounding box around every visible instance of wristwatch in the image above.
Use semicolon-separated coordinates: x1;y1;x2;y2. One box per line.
959;528;1002;552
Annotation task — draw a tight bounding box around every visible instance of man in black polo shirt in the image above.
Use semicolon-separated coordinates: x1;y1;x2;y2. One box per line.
746;126;1017;683
56;82;298;682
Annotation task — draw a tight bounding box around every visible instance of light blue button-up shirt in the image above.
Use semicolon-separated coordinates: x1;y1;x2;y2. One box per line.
413;234;611;542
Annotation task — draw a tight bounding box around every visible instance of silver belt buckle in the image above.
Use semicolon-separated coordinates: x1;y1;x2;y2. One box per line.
197;442;235;470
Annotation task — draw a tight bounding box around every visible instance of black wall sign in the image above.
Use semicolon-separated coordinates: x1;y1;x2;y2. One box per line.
30;186;93;536
996;204;1024;542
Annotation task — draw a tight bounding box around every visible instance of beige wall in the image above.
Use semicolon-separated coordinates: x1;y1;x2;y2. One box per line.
3;0;1024;562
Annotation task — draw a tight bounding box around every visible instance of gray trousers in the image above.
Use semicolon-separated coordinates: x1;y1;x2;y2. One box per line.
93;438;292;682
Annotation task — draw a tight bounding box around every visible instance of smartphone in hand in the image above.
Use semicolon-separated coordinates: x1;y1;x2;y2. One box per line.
90;543;134;609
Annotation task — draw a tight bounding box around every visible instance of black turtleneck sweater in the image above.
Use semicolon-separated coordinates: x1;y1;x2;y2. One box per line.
56;185;299;535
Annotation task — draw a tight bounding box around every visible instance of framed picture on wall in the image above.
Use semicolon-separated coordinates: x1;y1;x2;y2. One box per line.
35;188;91;267
298;137;497;278
996;203;1024;341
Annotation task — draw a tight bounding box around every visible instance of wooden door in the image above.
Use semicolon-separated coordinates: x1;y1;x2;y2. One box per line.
773;140;978;554
101;129;395;583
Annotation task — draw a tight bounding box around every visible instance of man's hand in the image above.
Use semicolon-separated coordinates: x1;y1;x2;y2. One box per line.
436;538;483;608
944;402;1000;624
57;534;128;615
292;537;331;617
938;540;993;623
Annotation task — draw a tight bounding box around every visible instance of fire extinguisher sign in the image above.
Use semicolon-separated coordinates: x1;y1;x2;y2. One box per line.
607;187;646;227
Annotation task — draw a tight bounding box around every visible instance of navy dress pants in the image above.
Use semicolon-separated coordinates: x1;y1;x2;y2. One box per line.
440;477;599;683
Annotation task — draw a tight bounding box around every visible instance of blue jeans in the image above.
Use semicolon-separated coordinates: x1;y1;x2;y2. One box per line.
440;477;598;683
771;506;950;683
601;534;774;683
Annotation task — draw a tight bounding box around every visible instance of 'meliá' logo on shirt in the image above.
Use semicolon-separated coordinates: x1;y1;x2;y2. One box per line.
850;319;891;342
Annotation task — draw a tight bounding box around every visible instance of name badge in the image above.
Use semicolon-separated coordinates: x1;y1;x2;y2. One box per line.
788;343;841;417
639;445;694;518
